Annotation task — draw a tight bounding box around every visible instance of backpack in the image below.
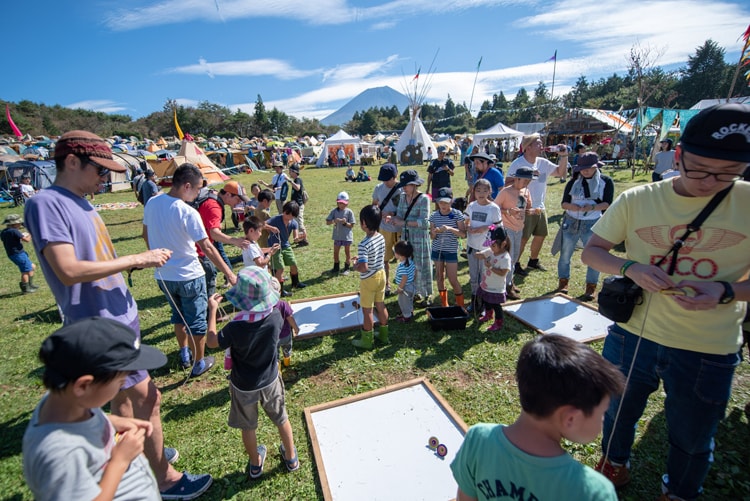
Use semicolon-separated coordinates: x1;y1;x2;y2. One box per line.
190;188;225;222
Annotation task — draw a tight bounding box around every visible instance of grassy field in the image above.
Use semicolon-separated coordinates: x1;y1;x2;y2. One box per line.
0;161;748;500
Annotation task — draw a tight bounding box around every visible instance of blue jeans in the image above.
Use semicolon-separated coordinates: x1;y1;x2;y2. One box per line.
601;324;740;499
158;276;208;335
199;256;217;297
557;215;599;284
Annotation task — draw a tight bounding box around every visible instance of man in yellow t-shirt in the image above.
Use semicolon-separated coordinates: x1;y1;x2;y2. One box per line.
581;103;750;501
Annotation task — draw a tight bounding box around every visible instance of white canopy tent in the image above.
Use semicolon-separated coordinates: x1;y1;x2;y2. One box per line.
316;130;362;167
472;122;524;146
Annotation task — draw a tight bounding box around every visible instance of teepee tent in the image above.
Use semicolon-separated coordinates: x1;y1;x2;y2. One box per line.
315;130;361;167
151;140;230;185
394;66;436;166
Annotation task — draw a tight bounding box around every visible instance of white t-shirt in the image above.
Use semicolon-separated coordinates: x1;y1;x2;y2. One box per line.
143;194;206;281
477;249;511;294
507;156;560;210
271;173;288;200
242;241;267;271
465;201;502;250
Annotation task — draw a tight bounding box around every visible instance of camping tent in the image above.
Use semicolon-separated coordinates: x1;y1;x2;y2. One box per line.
394;109;435;166
472;122;524;146
316;130;361;167
150;140;229;186
4;160;57;190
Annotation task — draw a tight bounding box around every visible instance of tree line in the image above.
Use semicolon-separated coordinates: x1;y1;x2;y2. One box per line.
1;40;746;141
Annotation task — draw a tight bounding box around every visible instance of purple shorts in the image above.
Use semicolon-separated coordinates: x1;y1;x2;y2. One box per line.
334;240;352;247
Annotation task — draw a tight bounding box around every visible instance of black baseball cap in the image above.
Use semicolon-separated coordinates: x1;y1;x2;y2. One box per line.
377;163;398;181
680;103;750;162
39;317;167;388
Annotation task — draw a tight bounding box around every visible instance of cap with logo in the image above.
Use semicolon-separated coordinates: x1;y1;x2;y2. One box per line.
436;187;453;203
679;103;750;162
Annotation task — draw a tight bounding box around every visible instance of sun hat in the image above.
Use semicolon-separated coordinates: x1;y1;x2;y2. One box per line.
289;163;300;173
436;187;453;203
223;181;250;202
574;152;604;172
272;161;283;168
225;266;280;314
468;151;494;164
39;317;167;388
377;163;398;181
4;214;23;225
53;130;126;173
397;169;424;187
336;191;350;204
679;103;750;162
513;167;538;180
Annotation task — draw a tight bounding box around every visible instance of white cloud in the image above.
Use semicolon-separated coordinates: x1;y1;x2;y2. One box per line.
65;100;128;114
167;58;321;79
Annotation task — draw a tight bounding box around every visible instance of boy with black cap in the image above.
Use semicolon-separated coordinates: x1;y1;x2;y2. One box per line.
582;103;750;500
23;317;170;501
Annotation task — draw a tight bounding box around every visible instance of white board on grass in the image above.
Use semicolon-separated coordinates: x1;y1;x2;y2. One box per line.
503;293;611;343
291;292;380;339
305;378;467;501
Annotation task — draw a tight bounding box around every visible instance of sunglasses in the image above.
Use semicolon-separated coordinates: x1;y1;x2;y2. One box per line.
86;157;110;177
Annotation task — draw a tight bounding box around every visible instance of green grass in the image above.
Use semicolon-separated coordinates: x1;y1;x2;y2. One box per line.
0;162;748;500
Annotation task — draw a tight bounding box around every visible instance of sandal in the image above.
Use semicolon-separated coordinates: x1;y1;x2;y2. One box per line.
279;443;300;472
246;445;267;479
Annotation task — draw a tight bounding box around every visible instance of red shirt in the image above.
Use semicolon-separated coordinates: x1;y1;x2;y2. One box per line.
195;198;223;257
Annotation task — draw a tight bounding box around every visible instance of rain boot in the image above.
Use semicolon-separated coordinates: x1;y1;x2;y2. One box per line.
352;330;374;349
20;281;37;294
582;283;597;302
488;316;504;332
28;276;40;291
376;325;389;344
557;278;569;294
291;273;307;289
455;293;465;308
478;309;493;323
330;262;340;274
506;284;520;300
439;290;448;307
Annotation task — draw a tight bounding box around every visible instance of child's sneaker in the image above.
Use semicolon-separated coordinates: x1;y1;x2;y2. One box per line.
595;457;631;488
160;472;213;500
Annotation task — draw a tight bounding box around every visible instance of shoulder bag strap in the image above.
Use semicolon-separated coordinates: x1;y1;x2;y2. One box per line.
379;185;400;211
402;193;423;222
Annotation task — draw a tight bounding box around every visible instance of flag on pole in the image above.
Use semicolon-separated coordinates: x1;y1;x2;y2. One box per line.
547;50;557;62
5;104;22;138
412;67;421;81
477;57;483;70
173;108;184;140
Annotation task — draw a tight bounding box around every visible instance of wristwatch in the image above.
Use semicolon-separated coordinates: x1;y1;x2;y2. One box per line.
717;281;735;304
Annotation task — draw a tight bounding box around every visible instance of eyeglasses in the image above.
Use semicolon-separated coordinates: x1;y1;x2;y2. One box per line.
681;157;744;182
86;158;110;177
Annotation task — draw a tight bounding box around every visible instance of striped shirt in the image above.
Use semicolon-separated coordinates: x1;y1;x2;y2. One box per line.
394;260;415;286
357;232;385;279
429;208;465;254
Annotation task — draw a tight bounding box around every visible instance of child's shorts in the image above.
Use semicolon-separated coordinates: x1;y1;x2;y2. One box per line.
9;251;33;273
359;268;386;308
333;240;351;247
228;373;288;430
270;247;297;271
430;250;458;263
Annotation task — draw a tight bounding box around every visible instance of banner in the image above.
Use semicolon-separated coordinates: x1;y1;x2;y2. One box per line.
174;108;184;140
5;104;22;138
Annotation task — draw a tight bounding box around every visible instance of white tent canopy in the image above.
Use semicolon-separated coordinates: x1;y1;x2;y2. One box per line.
394;110;435;166
472;122;524;146
316;130;362;167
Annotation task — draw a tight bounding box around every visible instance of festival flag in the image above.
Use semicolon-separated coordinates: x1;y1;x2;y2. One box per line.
412;67;421;81
173;108;184;140
477;56;483;70
5;104;22;138
547;50;557;62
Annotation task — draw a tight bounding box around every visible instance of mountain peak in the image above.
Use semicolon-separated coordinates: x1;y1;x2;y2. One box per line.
321;86;409;126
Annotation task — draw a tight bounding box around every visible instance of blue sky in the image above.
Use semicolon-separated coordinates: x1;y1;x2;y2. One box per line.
3;0;749;121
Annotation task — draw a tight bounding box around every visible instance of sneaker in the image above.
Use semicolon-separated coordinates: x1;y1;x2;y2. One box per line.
294;281;307;289
190;356;215;378
179;358;192;370
164;447;179;464
342;269;350;276
396;315;413;323
160;472;213;500
595;457;631;488
297;240;309;247
514;262;529;277
281;289;293;297
247;445;267;479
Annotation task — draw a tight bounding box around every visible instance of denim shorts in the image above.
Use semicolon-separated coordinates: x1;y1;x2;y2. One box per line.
431;249;458;263
9;251;33;273
158;276;208;335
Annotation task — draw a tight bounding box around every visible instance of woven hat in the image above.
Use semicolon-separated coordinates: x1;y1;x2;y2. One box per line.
225;266;280;314
53;130;126;172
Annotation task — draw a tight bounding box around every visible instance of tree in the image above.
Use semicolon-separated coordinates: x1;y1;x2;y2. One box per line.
253;95;269;135
677;39;730;107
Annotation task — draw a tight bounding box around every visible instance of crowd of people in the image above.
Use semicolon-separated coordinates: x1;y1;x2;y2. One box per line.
11;102;750;500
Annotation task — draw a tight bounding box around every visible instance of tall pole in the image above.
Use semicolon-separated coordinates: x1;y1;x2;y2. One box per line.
550;50;557;100
468;57;482;116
